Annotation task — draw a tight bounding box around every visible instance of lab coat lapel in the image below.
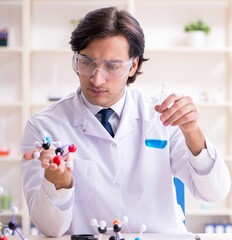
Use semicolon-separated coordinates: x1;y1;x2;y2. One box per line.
74;90;116;140
115;92;139;139
85;114;114;140
74;88;139;140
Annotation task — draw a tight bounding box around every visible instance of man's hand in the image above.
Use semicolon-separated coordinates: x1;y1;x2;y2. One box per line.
155;93;206;155
23;148;74;189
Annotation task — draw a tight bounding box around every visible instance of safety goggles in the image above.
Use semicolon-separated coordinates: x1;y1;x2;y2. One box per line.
72;53;133;80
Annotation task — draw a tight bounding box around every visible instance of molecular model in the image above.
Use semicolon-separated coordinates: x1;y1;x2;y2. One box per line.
90;216;146;240
0;187;26;240
33;131;77;169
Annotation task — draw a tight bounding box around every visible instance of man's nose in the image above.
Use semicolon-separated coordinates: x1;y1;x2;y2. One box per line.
90;68;106;86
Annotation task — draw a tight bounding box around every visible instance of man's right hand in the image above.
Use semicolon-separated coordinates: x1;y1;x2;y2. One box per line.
23;149;74;189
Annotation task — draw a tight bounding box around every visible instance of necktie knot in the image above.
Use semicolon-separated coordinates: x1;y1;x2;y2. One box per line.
98;108;114;137
99;108;114;123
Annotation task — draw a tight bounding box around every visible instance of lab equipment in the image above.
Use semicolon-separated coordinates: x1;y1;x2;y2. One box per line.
33;131;77;167
0;118;10;156
145;82;168;149
23;131;77;169
0;187;26;240
0;28;8;46
47;65;62;101
72;53;134;80
90;216;146;240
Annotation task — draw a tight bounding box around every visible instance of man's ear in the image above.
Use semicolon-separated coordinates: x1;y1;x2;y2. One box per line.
129;56;139;77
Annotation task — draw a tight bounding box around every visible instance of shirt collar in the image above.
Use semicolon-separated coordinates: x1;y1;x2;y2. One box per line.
81;90;126;118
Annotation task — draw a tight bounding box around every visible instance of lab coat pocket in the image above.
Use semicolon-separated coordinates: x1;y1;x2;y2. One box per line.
73;159;95;202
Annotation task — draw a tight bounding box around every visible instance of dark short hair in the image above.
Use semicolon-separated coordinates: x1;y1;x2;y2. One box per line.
70;6;148;85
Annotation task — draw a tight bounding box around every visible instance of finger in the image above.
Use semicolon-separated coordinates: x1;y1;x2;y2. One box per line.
62;151;74;161
170;111;195;126
57;164;65;174
162;103;196;126
62;153;74;172
171;111;198;127
66;160;74;172
161;96;193;123
160;93;184;111
41;159;50;169
154;104;162;114
49;163;59;171
23;151;36;161
154;93;183;115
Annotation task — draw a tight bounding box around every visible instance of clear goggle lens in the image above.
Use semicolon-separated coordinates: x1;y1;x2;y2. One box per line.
72;53;133;80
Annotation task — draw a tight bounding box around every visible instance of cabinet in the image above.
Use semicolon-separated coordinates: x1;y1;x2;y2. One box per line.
0;0;232;236
0;0;24;235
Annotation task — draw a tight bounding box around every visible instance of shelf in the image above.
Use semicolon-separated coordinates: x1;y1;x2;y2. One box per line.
196;102;232;107
0;102;22;107
186;209;232;216
0;209;23;217
31;47;72;54
146;47;232;53
224;155;232;162
31;101;58;107
0;1;22;5
137;0;230;6
30;0;127;5
0;47;22;53
0;156;21;163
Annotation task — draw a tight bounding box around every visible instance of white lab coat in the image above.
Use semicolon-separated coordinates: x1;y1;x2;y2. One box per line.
21;87;231;237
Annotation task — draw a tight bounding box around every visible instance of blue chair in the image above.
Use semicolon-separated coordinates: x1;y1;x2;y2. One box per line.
173;177;185;215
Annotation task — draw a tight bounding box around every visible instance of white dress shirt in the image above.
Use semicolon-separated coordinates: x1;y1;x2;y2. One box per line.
81;90;125;134
21;87;231;237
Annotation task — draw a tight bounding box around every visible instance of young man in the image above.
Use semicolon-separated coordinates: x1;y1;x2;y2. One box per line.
21;7;230;237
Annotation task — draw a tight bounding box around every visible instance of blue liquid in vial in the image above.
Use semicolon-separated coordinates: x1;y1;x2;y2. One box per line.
145;139;167;149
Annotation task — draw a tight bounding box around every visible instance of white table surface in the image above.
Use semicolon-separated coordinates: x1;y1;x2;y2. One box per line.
8;233;232;240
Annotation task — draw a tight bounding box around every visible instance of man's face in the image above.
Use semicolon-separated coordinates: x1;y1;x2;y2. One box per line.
76;35;138;107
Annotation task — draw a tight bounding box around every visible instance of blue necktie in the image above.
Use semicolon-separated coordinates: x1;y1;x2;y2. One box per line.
99;108;114;137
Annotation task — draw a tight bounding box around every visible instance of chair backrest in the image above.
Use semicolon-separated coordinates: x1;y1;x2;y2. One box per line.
173;177;185;215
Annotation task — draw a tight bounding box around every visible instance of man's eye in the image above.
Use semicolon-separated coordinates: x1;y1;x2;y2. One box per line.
81;59;91;65
80;59;93;66
105;63;120;71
